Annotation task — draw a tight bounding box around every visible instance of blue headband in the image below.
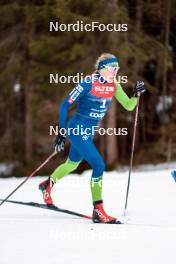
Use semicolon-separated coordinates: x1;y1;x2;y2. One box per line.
98;57;118;69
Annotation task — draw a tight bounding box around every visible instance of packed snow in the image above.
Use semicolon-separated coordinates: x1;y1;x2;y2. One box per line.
0;169;176;264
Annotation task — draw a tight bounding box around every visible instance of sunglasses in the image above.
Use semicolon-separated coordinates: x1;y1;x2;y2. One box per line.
104;65;120;74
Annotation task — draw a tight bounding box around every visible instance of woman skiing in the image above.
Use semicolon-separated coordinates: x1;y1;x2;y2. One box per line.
39;53;145;224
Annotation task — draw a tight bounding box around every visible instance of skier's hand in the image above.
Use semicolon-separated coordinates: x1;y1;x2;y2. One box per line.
54;127;66;152
133;81;146;97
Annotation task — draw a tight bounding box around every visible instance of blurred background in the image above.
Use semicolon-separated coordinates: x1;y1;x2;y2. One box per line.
0;0;176;177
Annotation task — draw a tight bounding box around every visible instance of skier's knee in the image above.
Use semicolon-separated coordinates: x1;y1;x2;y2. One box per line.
98;160;105;175
92;159;105;176
65;158;81;172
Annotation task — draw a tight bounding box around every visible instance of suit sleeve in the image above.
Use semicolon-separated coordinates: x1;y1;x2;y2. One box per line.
59;79;92;129
114;83;137;111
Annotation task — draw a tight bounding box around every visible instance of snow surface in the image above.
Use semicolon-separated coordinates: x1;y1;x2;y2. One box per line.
0;169;176;264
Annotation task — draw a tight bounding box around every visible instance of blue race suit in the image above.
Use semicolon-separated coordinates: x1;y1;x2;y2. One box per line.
59;72;116;178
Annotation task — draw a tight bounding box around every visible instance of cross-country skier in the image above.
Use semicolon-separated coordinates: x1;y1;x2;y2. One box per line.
39;53;145;224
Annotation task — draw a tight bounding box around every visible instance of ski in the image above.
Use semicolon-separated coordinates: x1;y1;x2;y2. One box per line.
0;198;92;220
0;198;123;224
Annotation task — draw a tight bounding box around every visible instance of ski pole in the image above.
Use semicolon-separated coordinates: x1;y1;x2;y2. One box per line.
0;151;57;207
123;96;140;216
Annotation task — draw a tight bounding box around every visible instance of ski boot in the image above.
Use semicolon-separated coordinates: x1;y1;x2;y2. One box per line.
92;201;122;224
39;177;54;205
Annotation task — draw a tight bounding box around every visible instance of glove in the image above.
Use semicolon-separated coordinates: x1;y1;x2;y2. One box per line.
54;127;66;152
133;81;146;97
